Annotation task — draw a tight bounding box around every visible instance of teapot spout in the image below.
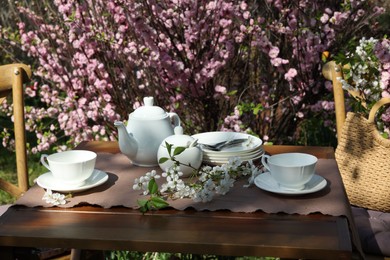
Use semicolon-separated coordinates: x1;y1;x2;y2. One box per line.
114;121;138;160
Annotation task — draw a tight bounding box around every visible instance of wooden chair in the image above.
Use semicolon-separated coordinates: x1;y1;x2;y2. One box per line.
0;64;75;259
0;63;31;198
322;61;390;259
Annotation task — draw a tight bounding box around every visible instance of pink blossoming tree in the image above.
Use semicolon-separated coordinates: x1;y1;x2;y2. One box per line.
0;0;387;153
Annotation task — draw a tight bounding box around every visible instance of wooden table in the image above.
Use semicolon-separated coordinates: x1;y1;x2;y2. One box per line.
0;142;354;259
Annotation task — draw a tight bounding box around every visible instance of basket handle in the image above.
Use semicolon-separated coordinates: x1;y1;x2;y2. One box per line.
368;97;390;123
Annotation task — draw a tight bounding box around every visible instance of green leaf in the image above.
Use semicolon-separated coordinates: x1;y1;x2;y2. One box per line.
227;90;237;96
253;104;263;115
148;178;158;195
150;196;169;209
142;47;150;54
158;157;169;164
139;206;147;213
137;199;149;213
165;141;172;155
173;146;186;156
137;199;148;207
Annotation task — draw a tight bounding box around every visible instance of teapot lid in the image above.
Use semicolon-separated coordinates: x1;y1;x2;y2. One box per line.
131;97;167;119
163;126;197;147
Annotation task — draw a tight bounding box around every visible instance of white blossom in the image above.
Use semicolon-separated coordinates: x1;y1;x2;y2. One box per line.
173;185;195;199
227;157;242;170
133;170;160;195
193;187;215;203
42;189;67;205
216;173;235;195
244;160;262;187
146;170;160;180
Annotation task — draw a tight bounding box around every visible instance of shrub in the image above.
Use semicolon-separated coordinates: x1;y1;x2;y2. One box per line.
0;0;387;152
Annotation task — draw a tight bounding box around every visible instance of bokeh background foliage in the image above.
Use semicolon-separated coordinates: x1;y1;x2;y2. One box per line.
0;0;388;156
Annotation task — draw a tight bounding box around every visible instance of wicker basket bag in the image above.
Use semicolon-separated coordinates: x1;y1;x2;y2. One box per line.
335;97;390;212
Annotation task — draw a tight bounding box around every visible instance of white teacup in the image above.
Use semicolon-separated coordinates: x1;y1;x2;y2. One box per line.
261;153;317;190
40;150;97;188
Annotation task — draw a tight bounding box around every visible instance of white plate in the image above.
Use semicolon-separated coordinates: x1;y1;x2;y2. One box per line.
203;146;264;159
37;169;108;193
192;132;263;154
203;149;264;161
203;150;264;165
254;172;327;195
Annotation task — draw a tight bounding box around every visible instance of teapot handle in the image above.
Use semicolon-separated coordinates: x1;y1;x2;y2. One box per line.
168;112;181;127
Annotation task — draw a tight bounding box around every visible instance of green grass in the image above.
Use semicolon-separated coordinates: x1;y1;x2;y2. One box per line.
105;252;278;260
0;147;46;204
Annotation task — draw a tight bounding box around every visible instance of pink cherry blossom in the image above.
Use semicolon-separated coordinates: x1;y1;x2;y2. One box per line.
284;68;298;81
0;0;386;152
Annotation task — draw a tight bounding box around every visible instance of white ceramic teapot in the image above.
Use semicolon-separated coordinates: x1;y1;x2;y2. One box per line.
114;96;181;166
157;126;203;177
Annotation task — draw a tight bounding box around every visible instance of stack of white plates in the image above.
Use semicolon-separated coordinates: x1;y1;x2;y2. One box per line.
192;131;264;165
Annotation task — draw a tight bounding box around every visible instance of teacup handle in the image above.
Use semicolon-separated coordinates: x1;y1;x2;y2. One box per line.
261;154;271;172
40;154;51;171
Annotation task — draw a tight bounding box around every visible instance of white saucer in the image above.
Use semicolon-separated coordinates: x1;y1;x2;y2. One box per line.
254;172;327;195
37;169;109;193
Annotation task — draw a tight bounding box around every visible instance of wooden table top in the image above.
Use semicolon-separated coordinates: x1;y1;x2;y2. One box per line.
0;142;353;259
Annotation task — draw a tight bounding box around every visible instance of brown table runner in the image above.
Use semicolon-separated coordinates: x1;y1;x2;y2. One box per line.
15;152;363;258
16;152;348;215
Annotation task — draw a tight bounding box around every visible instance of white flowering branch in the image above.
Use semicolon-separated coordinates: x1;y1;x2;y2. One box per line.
337;37;386;108
133;144;262;212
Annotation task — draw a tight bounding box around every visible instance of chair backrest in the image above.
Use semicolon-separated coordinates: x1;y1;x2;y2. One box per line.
0;63;31;197
322;61;366;144
322;61;346;142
